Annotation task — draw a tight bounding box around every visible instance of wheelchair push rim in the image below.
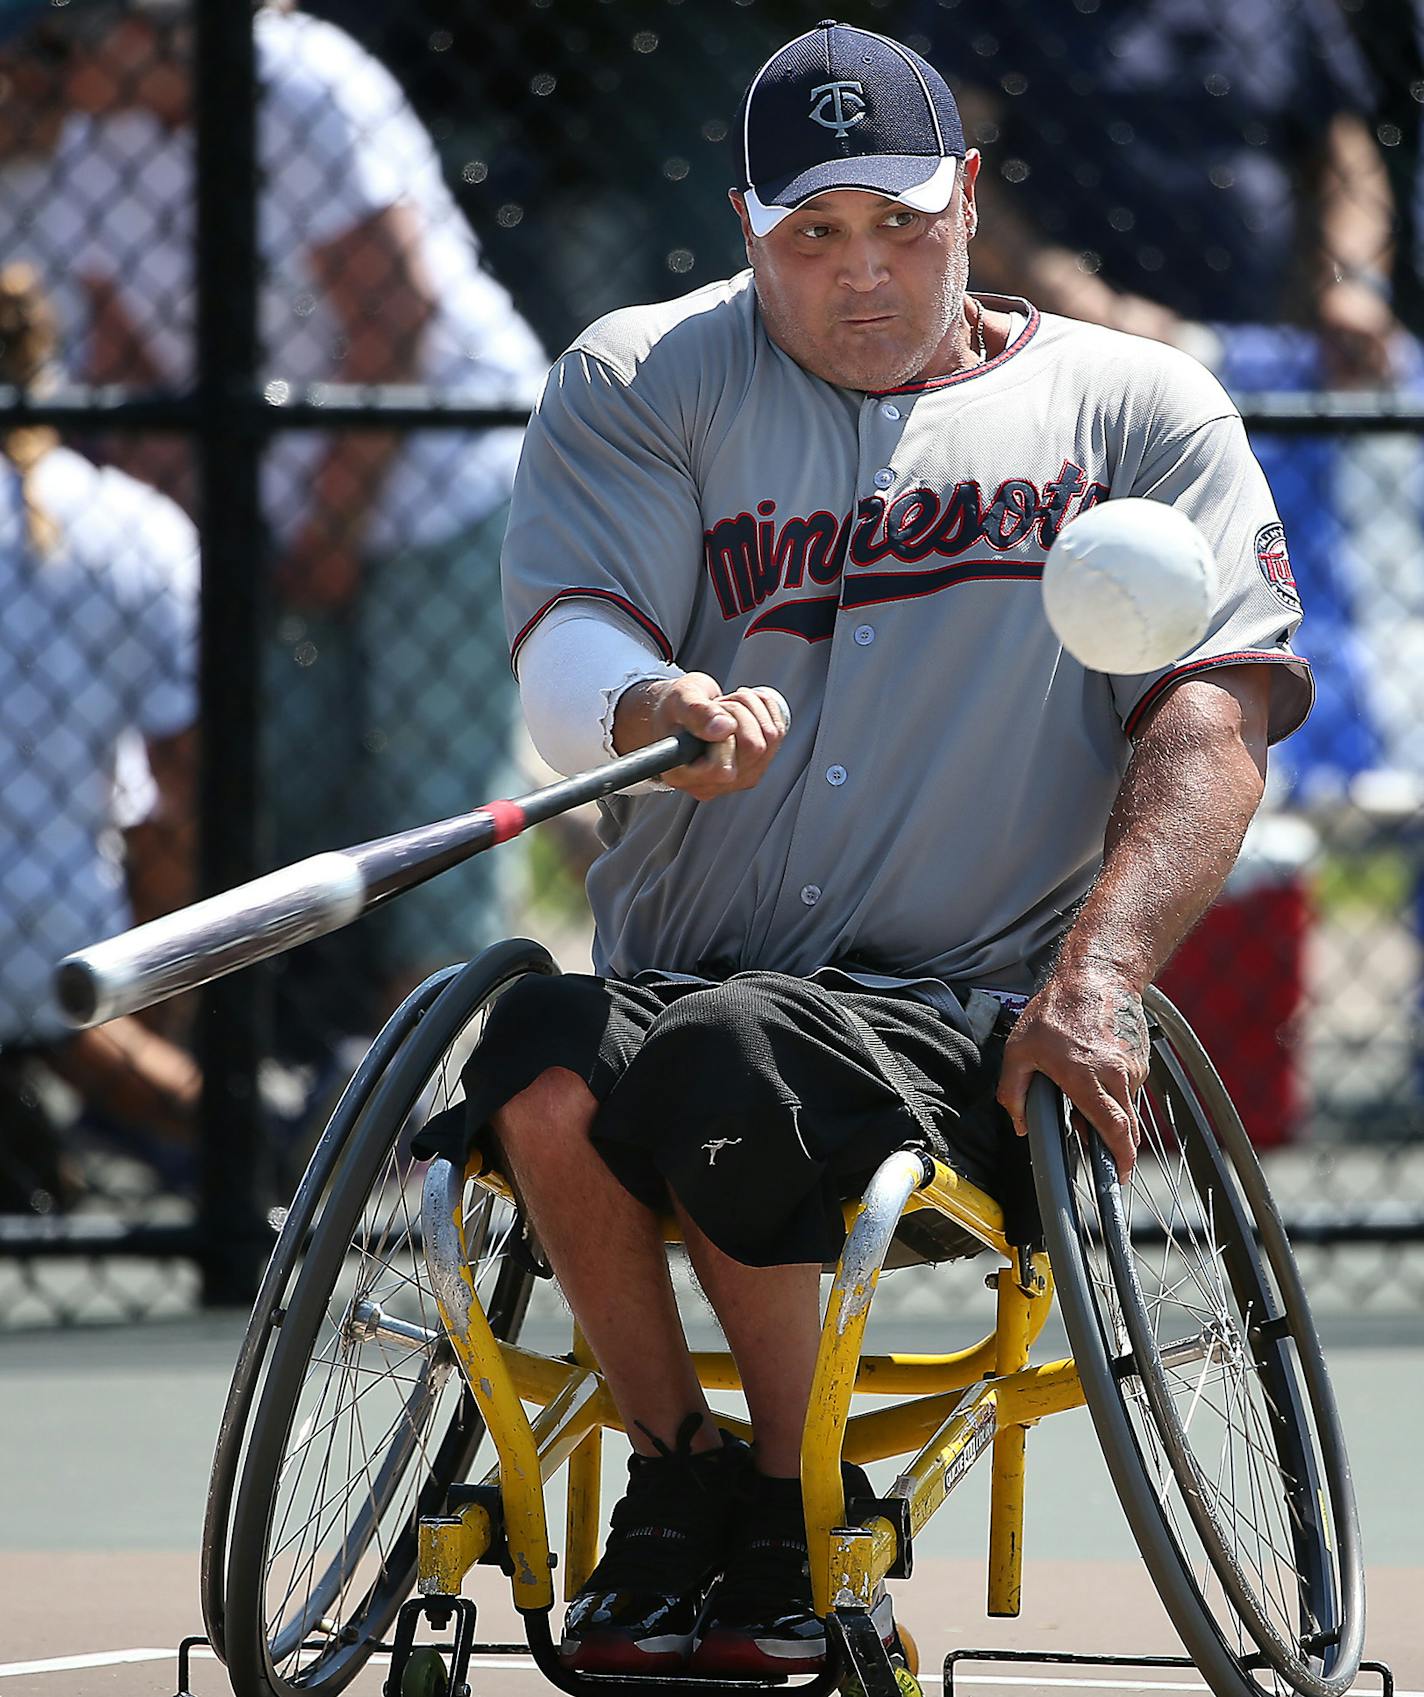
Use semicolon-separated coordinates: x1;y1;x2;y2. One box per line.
1028;987;1365;1697
223;941;552;1697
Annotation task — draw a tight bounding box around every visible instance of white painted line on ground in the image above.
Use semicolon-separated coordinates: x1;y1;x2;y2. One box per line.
2;1644;1415;1697
934;1676;1417;1696
938;1680;1209;1693
935;1680;1215;1692
0;1648;173;1678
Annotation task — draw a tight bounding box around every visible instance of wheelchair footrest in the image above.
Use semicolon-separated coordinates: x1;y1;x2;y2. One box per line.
943;1648;1397;1697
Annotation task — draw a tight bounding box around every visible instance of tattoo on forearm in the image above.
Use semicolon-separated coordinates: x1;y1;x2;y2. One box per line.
1111;990;1150;1067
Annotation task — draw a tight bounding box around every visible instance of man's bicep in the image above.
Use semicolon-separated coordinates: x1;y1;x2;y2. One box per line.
1112;397;1313;745
1133;665;1271;783
503;350;703;668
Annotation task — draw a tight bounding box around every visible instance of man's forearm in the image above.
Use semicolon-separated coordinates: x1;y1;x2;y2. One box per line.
997;669;1273;1171
1319;112;1393;288
305;312;420;543
1050;676;1268;995
307;203;434;548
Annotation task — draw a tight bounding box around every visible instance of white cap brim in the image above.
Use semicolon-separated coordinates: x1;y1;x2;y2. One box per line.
744;154;959;238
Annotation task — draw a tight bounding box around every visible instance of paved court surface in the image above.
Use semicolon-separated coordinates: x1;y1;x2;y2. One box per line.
0;1311;1419;1697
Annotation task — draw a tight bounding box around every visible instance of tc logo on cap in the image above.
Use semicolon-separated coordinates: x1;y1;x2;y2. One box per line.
738;22;966;237
809;80;866;138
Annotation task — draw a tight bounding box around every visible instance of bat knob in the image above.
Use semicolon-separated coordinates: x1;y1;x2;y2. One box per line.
55;957;100;1026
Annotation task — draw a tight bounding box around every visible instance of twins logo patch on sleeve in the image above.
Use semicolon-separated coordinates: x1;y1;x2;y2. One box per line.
1254;521;1300;612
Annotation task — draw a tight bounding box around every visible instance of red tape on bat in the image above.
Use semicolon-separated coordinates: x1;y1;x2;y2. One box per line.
483;799;527;844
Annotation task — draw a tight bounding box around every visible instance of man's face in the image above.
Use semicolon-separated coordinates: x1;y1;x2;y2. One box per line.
733;154;980;392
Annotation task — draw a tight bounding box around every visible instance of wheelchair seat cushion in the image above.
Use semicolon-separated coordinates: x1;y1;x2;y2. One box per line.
412;968;1031;1268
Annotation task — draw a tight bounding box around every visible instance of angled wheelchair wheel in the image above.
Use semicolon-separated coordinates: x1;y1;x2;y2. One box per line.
1027;987;1364;1697
202;964;462;1663
221;940;556;1697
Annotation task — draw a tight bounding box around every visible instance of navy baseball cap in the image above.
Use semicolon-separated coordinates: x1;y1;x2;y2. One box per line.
738;20;966;238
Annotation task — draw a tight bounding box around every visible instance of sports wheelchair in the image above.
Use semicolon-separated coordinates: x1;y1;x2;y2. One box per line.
199;938;1367;1697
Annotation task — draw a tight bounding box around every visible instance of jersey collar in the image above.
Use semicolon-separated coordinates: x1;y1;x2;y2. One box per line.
870;294;1040;396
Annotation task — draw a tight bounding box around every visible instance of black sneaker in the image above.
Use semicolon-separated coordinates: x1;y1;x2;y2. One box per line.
691;1465;895;1675
559;1416;747;1673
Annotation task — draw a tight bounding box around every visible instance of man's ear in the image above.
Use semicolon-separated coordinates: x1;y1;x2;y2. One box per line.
729;188;756;258
960;148;981;242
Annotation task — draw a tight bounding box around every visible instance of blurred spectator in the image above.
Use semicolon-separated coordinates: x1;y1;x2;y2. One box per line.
2;6;178;1013
0;6;88;366
1335;0;1424;334
45;0;546;1048
913;0;1406;797
0;264;200;1212
918;0;1405;385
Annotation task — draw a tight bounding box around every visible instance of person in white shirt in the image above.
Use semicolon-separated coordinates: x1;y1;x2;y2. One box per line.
0;264;201;1210
50;0;547;1034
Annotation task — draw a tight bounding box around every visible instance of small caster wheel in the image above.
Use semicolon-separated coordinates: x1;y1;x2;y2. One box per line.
401;1645;449;1697
893;1626;919;1676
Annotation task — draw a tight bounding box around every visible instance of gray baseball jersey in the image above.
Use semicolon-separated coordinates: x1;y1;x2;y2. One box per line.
503;276;1310;996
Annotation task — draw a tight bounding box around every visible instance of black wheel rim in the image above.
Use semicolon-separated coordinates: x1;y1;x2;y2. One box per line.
1059;999;1362;1697
202;968;462;1664
226;943;552;1697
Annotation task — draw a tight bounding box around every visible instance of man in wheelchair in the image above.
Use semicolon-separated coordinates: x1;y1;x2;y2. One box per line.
425;21;1310;1682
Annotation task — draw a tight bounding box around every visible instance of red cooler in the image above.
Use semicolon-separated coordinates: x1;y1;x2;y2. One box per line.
1157;813;1317;1150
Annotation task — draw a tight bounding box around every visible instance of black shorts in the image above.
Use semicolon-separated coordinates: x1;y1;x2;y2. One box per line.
410;970;1032;1268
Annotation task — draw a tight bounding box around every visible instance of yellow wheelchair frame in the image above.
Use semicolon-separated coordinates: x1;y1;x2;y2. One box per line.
418;1147;1067;1634
202;942;1370;1697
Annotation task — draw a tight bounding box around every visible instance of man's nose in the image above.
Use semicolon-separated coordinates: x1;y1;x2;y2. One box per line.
838;238;890;292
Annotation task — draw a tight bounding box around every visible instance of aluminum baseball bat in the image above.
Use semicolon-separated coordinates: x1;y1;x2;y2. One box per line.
54;727;709;1029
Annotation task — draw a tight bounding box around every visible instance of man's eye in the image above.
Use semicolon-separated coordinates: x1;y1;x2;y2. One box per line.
798;223;832;240
883;210;918;229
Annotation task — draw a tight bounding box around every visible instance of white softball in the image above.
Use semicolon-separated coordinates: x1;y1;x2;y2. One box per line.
1042;498;1218;674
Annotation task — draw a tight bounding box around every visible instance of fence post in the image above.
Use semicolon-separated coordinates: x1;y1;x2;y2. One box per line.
193;0;269;1306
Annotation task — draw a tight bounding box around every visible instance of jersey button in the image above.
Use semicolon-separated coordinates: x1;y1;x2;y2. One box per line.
880;403;901;421
853;624;875;645
800;884;822;907
873;467;894;489
826;765;847;787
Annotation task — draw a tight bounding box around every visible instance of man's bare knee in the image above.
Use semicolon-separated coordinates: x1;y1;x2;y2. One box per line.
494;1066;597;1152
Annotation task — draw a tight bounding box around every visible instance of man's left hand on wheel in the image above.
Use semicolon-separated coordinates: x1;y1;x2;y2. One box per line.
996;968;1151;1177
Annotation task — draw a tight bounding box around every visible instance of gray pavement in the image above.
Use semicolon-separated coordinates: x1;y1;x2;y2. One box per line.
0;1308;1419;1692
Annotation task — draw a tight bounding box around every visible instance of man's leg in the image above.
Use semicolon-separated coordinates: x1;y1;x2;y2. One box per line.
494;1063;745;1672
494;1065;719;1455
675;1209;821;1478
675;1211;889;1676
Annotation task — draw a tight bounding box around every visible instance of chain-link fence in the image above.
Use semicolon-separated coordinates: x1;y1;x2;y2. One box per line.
1;0;1421;1325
